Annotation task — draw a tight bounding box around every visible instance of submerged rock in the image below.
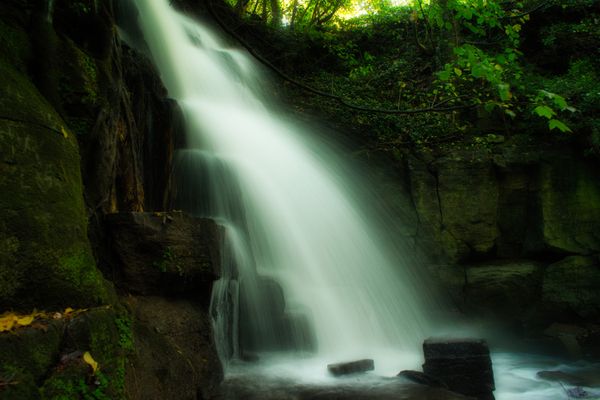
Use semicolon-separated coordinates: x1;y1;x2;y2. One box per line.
537;369;600;388
328;359;375;376
398;370;448;388
422;338;495;400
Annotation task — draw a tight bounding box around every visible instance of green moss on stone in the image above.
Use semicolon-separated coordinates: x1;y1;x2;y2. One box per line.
0;61;112;309
62;308;129;399
540;159;600;254
0;322;63;387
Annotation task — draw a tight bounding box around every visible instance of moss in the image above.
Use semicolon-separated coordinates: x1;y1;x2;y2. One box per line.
62;308;129;399
0;61;112;309
0;322;63;387
39;363;112;400
540;158;600;254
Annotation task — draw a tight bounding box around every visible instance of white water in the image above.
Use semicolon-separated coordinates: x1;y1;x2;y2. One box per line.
133;0;434;368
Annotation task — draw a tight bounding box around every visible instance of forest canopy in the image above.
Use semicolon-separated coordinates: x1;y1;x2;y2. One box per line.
220;0;599;152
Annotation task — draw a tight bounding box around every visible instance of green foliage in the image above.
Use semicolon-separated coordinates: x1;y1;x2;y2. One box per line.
115;316;134;352
153;247;184;276
244;0;598;151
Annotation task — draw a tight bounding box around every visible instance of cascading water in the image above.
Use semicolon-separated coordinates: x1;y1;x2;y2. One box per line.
132;0;436;375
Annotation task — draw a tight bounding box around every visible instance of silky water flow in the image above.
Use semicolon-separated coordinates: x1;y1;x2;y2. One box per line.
131;0;435;375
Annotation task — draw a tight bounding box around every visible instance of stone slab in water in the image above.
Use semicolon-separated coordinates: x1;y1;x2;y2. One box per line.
422;338;495;400
327;359;375;376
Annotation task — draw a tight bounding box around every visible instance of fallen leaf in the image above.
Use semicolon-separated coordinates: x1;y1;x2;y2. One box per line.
0;314;17;332
83;352;98;373
16;315;34;326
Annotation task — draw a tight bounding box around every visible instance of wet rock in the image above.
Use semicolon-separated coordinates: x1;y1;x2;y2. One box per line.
328;359;375;376
107;211;223;302
239;276;316;353
398;370;448;388
124;295;223;400
422;338;495;400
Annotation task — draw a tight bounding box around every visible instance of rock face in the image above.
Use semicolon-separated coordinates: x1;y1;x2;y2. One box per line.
107;212;223;302
542;256;600;320
401;139;600;351
463;261;544;321
422;338;495;400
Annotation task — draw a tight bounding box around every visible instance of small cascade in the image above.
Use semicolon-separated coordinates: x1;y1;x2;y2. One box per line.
132;0;436;372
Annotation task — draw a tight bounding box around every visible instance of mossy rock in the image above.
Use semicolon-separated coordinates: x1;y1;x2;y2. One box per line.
61;307;128;399
0;60;113;310
0;320;64;399
0;365;39;400
539;158;600;254
0;307;130;399
408;152;499;262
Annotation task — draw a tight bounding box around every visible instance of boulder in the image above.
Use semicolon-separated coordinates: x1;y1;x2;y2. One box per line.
327;359;374;376
0;60;113;310
107;211;223;301
422;338;495;400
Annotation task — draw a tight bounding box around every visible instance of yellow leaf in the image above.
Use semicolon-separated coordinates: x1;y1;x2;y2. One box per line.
0;314;17;332
64;307;74;315
60;127;69;138
83;352;98;373
16;315;34;326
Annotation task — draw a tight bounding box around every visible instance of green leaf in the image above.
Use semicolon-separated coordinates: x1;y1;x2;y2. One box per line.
438;70;451;81
498;83;512;101
552;95;568;110
454;68;462;77
549;119;572;133
533;105;555;119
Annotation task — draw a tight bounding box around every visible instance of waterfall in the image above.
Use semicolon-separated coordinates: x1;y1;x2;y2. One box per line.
132;0;435;373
